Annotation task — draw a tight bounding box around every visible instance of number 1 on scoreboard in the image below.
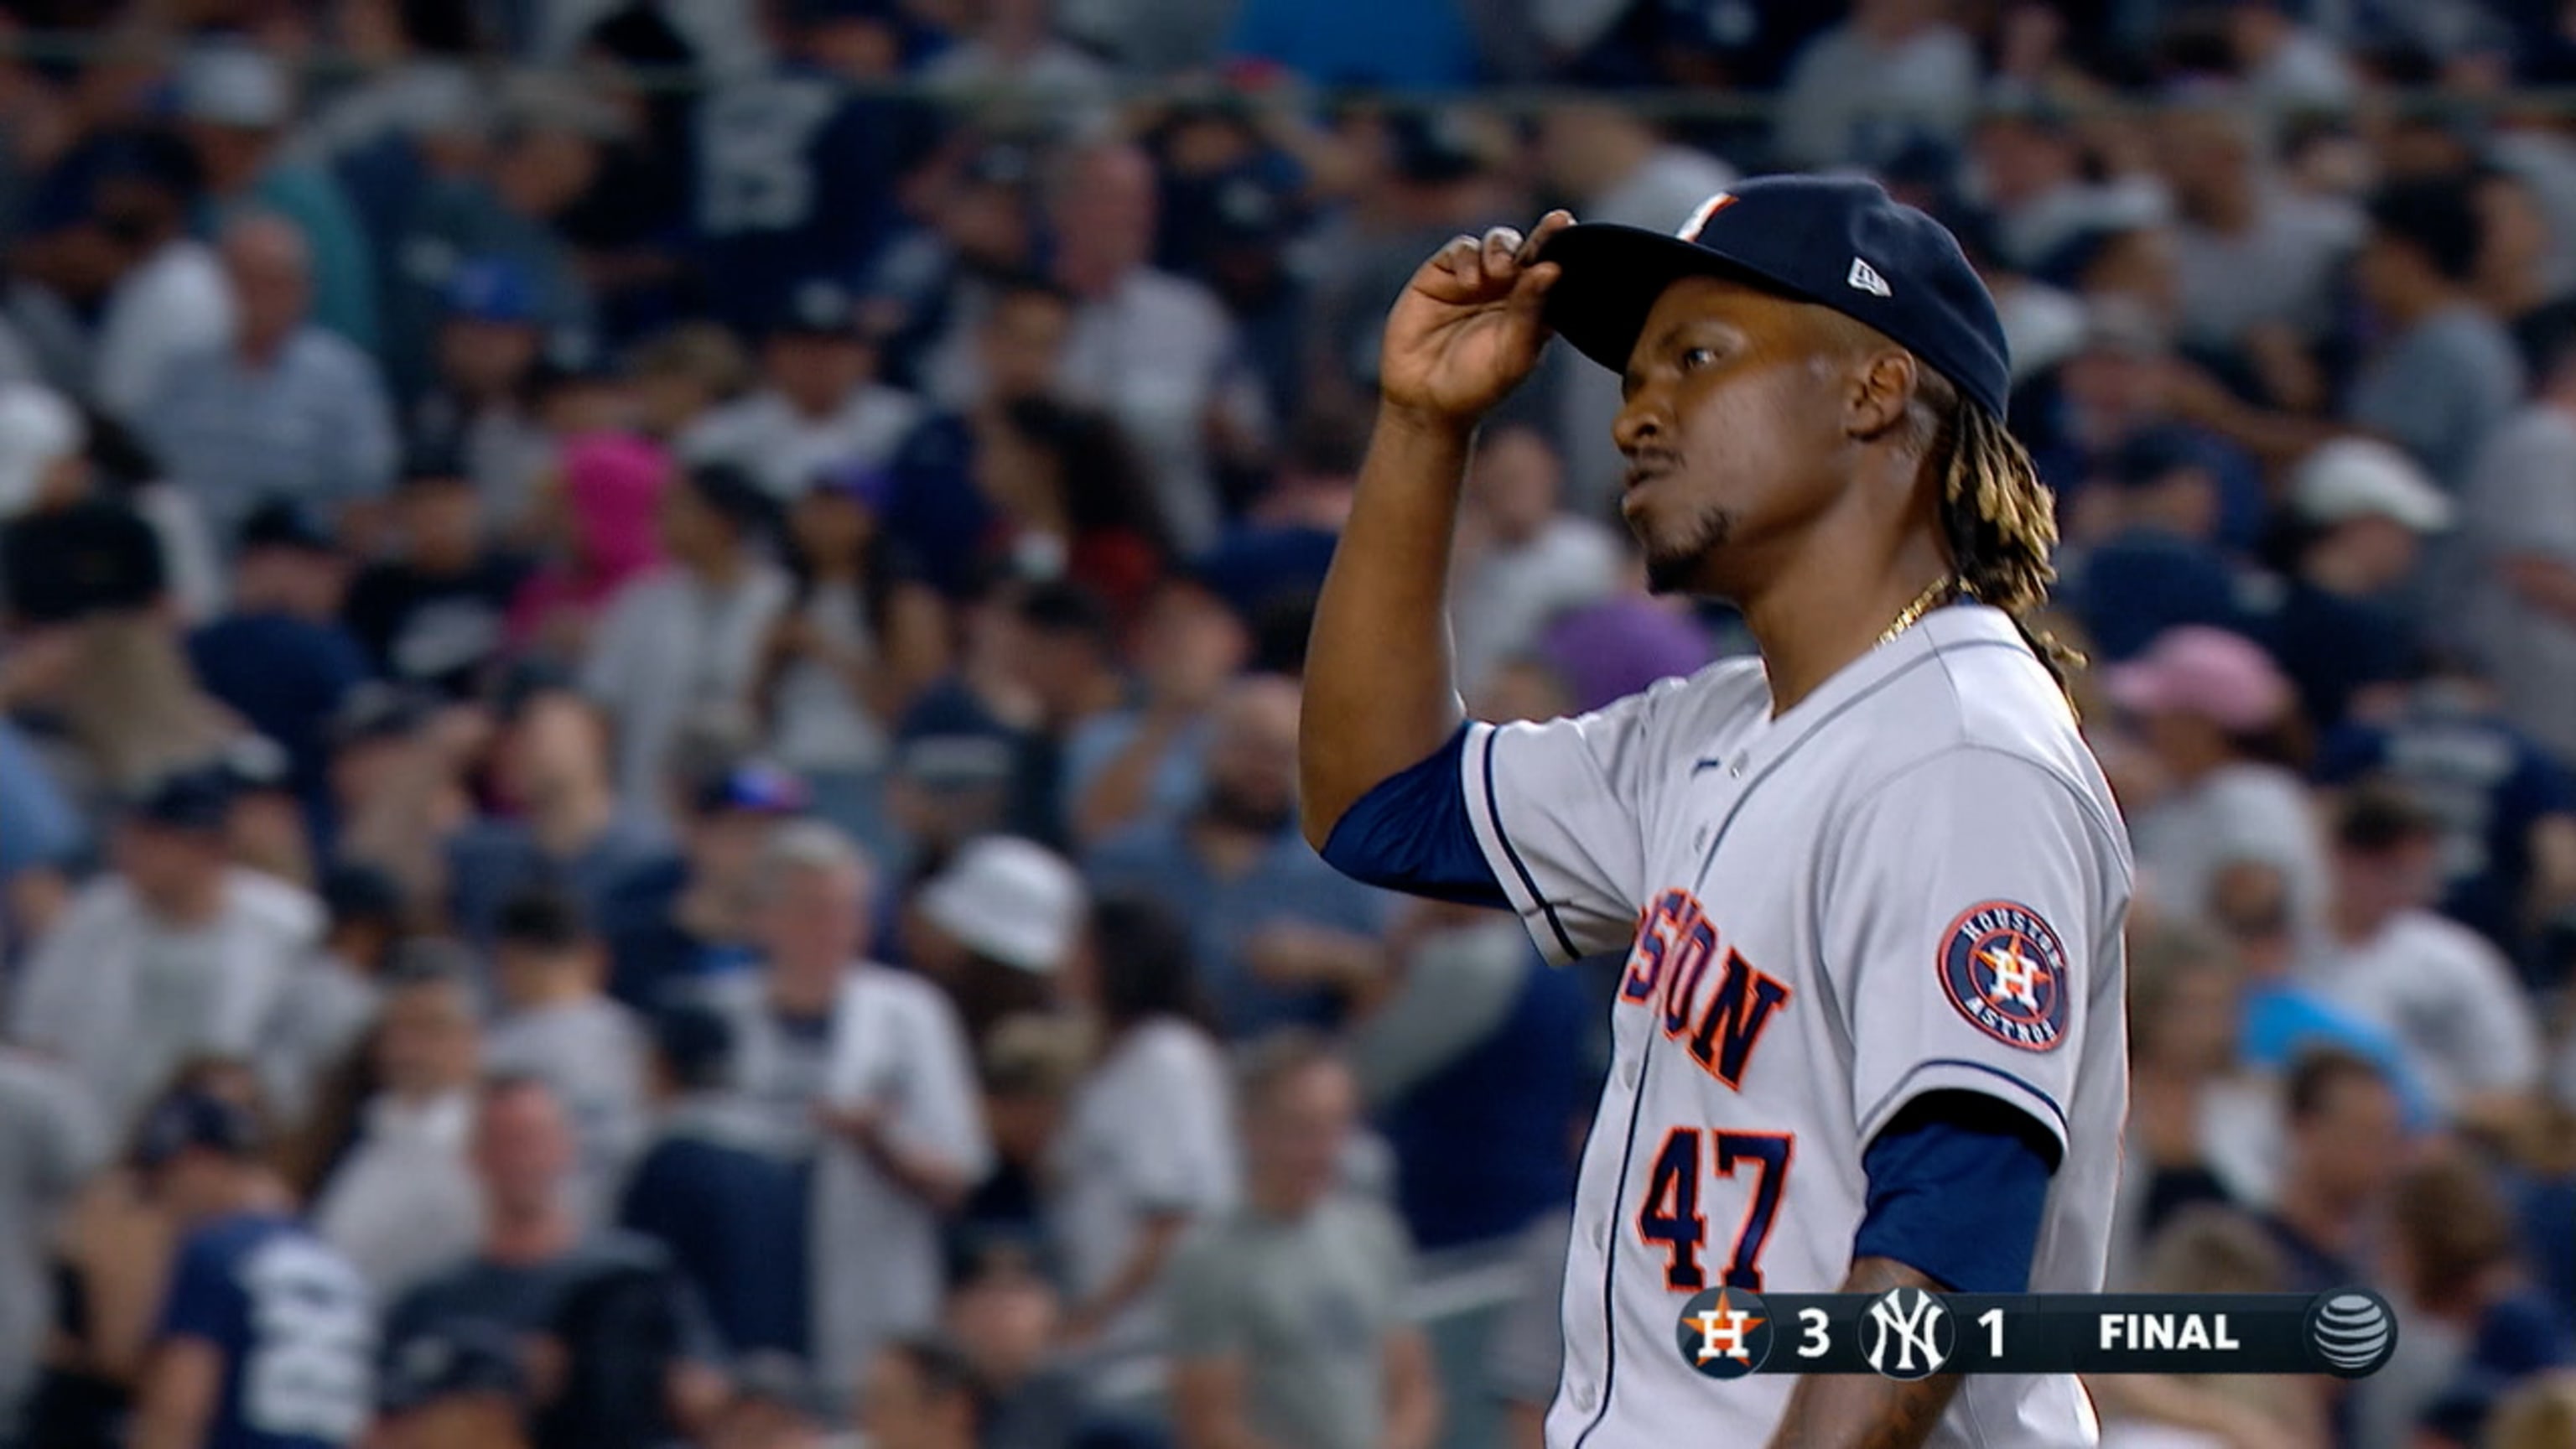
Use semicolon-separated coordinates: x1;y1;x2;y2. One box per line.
1979;1307;2004;1359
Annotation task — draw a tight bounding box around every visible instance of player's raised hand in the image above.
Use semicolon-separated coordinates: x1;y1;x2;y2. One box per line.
1379;210;1573;426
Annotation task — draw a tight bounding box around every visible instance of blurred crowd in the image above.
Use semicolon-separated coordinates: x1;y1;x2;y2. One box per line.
0;1;2572;1448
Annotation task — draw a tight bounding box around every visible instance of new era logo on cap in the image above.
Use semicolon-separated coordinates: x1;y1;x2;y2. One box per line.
1848;257;1891;297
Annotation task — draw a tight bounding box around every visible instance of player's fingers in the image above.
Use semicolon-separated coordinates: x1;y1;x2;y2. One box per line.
1519;210;1577;264
1483;226;1524;276
1443;232;1488;290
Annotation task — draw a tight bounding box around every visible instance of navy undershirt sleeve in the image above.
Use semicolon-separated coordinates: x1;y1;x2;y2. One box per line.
1317;725;1510;909
1852;1092;2059;1293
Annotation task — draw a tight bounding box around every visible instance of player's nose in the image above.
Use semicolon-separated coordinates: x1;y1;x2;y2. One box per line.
1613;389;1670;460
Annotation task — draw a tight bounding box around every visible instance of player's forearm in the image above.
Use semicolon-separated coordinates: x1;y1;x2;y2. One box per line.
1300;406;1476;847
1763;1259;1963;1449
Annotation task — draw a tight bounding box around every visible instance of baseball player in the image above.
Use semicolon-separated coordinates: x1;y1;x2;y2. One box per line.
1302;176;2132;1448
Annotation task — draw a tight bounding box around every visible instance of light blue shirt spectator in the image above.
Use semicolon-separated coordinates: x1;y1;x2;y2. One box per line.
141;328;398;548
0;721;81;883
1088;818;1395;1039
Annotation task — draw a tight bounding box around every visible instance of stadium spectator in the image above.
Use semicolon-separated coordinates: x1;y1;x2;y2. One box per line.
2106;626;2329;927
11;768;319;1129
1166;1032;1440;1449
618;1004;812;1359
2059;427;2255;665
381;1075;726;1447
378;74;605;407
679;279;923;503
1090;674;1394;1037
696;821;989;1399
405;259;555;527
127;1085;377;1449
2091;1204;2329;1449
443;675;666;943
2303;783;2544;1131
312;942;486;1298
908;834;1086;1050
602;755;805;1008
2262;1049;2412;1296
171;40;382;354
0;1037;104;1431
756;457;949;853
2348;176;2527;496
257;861;406;1132
343;444;533;701
141;214;399;550
1034;140;1265;554
504;430;668;662
1050;895;1237;1352
2257;438;2452;732
1446;424;1622;699
82;130;238;426
483;885;650;1227
1771;0;1980;173
2457;325;2576;766
186;501;375;814
1064;571;1250;848
2374;1150;2576;1448
2315;658;2576;973
578;462;791;830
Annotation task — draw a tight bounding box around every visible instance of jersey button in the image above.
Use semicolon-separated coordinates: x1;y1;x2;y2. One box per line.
1570;1384;1597;1413
1597;1218;1613;1249
1620;1059;1639;1089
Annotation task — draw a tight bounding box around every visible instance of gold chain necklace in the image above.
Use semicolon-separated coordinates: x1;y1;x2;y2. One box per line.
1876;574;1959;647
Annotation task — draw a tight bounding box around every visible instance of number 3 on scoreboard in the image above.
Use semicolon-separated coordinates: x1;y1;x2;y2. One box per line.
1634;1129;1794;1291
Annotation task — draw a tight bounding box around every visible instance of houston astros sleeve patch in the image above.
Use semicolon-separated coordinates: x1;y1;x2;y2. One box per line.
1939;901;2070;1052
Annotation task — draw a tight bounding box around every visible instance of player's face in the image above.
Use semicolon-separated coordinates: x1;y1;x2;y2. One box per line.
1612;275;1858;598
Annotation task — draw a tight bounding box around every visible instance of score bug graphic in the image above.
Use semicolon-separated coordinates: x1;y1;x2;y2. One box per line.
1675;1287;1776;1379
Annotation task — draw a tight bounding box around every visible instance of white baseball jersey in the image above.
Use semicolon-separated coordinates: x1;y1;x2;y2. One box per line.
1457;604;2132;1447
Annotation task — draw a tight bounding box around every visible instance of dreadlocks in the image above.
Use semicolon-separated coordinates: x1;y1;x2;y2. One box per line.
1914;366;2084;694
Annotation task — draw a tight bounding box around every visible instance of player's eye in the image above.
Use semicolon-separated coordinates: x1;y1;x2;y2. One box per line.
1678;345;1720;372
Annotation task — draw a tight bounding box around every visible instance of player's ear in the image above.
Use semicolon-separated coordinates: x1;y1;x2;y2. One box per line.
1845;350;1917;441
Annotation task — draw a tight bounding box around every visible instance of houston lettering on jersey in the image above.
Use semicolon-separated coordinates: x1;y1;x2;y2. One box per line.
1620;888;1791;1088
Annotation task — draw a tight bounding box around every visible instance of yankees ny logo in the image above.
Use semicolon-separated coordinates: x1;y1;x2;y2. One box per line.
1864;1287;1954;1380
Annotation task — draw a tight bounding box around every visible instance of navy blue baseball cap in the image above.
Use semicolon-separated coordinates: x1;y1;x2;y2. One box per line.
132;1087;263;1168
1538;174;2013;419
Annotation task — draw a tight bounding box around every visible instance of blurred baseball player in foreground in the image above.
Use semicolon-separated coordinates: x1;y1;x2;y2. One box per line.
1303;178;2132;1447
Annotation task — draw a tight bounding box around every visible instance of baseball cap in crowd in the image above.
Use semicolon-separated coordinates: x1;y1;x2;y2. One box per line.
132;1086;263;1169
2104;626;2293;733
771;278;860;339
236;498;337;557
379;1321;529;1415
811;458;896;512
681;461;780;536
1539;173;2013;419
2106;426;2223;491
918;835;1086;975
319;860;408;931
397;437;473;490
1386;107;1508;186
330;680;437;751
652;1002;737;1088
693;758;811;817
444;257;539;325
216;734;293;796
728;1352;833;1423
122;766;238;834
2293;437;2453;532
173;42;292;130
1208;164;1298;249
893;688;1020;792
0;382;86;522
